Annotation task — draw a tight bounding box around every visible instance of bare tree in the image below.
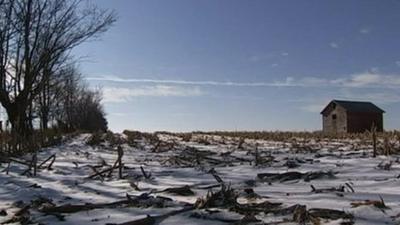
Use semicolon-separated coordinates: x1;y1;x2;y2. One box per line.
49;64;108;132
0;0;115;145
35;56;70;131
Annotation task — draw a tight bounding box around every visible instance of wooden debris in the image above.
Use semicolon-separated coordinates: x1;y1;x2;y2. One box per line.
38;154;56;170
21;154;37;176
372;125;377;158
1;204;31;224
233;201;282;214
117;146;124;179
311;185;339;193
40;193;174;214
88;165;106;181
377;161;392;170
268;204;307;217
0;210;7;216
237;138;245;149
308;208;353;221
190;212;260;225
40;200;130;214
285;159;300;168
257;171;336;182
151;140;176;153
140;166;152;179
2;161;10;174
0;156;43;176
157;185;195;196
190;212;237;223
351;196;389;210
196;183;221;190
311;183;355;194
242;188;260;199
161;147;228;167
257;171;301;182
108;206;195;225
235;214;261;225
195;185;238;209
28;183;42;189
293;205;308;224
211;172;224;184
87;158;123;180
129;181;141;191
304;171;336;182
105;146;124;179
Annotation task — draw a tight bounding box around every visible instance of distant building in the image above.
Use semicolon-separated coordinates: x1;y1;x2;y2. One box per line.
321;100;385;133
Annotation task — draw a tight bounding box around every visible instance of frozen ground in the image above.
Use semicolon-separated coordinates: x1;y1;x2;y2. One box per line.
0;133;400;225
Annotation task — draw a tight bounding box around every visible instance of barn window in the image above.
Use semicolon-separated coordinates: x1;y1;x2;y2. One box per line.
332;114;337;120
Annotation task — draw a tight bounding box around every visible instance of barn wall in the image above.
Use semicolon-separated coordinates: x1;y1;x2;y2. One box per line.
322;104;347;133
346;112;383;133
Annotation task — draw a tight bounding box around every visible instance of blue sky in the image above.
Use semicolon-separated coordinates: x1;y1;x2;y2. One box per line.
74;0;400;132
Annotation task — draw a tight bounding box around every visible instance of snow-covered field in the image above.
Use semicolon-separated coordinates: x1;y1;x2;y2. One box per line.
1;133;400;225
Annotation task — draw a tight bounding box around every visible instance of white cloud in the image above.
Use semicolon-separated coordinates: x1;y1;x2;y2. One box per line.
88;76;297;87
359;28;371;34
276;73;400;89
88;72;400;89
345;73;400;88
294;73;400;89
396;61;400;67
344;73;381;87
271;77;295;86
300;103;327;113
340;89;400;104
329;42;339;48
281;52;289;56
102;85;204;103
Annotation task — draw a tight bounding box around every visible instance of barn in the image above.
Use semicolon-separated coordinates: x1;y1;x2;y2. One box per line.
321;100;385;133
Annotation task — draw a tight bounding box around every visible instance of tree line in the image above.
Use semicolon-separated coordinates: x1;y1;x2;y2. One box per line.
0;0;115;153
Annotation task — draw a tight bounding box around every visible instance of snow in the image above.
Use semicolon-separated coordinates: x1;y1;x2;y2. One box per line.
0;133;399;224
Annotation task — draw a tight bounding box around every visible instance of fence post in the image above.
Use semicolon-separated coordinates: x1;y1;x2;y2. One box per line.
117;146;124;179
372;124;377;158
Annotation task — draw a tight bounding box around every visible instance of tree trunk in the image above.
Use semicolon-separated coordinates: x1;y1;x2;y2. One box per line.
41;113;49;130
5;101;31;152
